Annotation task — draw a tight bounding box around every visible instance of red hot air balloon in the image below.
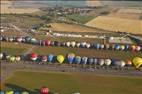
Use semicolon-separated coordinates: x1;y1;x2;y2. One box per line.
45;40;51;46
30;53;38;61
40;87;49;94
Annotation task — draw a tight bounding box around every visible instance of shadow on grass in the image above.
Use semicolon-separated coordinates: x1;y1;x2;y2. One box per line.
5;83;54;94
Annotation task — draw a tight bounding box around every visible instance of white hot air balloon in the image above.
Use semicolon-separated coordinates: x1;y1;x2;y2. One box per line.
115;60;126;67
76;43;81;48
66;42;71;47
71;41;76;48
136;46;141;51
86;43;91;48
0;53;3;59
104;59;111;66
98;59;104;66
15;56;21;62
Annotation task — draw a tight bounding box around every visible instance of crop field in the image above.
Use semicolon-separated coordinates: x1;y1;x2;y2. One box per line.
2;71;142;94
86;16;142;34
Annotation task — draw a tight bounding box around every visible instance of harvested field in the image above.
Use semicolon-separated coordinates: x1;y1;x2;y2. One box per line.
48;23;103;33
86;16;142;34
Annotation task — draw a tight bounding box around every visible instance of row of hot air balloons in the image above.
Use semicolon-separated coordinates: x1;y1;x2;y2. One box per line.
0;86;49;94
0;35;142;52
1;52;142;69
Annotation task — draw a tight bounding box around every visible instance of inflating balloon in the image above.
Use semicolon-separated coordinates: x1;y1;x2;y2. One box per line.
48;54;54;62
126;60;132;66
88;58;94;64
57;55;64;64
66;42;71;47
21;91;29;94
17;37;23;42
67;53;75;64
136;46;141;51
115;60;126;67
98;59;104;66
133;57;142;68
131;45;136;51
120;45;125;50
15;56;21;61
10;56;16;62
86;43;91;48
71;41;76;48
76;43;80;48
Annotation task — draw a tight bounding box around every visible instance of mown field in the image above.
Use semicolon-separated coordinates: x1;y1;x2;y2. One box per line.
2;71;142;94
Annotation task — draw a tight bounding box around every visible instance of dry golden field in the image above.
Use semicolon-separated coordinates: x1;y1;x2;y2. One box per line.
86;16;142;34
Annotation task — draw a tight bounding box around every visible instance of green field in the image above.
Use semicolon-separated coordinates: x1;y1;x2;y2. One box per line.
3;71;142;94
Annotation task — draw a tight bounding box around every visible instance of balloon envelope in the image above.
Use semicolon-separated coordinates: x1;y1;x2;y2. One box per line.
67;53;75;64
81;57;88;64
105;59;111;66
71;41;76;47
30;53;38;61
48;54;54;62
42;56;47;62
88;58;94;64
15;56;21;61
57;55;64;64
98;59;104;66
40;87;49;94
75;56;81;64
21;91;29;94
133;57;142;68
5;91;14;94
0;53;3;59
10;56;16;62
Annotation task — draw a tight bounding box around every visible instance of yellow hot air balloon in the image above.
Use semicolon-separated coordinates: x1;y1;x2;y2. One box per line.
6;91;14;94
10;56;15;62
57;55;64;64
133;57;142;69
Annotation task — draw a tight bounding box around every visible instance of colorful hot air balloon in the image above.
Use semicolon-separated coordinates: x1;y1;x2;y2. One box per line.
104;59;111;66
41;56;48;62
120;45;125;51
133;57;142;69
81;57;88;64
125;60;132;66
75;56;81;64
67;53;75;64
135;46;141;51
115;44;120;50
30;53;38;61
48;54;54;62
40;87;49;94
131;45;136;51
57;55;64;64
125;44;129;51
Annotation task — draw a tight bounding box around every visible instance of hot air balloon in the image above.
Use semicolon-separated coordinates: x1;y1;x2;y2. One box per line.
131;45;136;51
100;44;105;49
114;44;120;50
6;55;11;61
80;42;86;48
88;57;94;65
120;45;125;51
75;56;81;64
0;53;3;60
66;42;71;47
17;37;23;42
104;59;111;66
30;53;38;61
0;91;4;94
45;40;51;46
71;41;76;48
50;41;55;46
125;44;129;50
135;46;141;51
96;43;100;50
15;56;21;62
81;57;88;65
48;54;54;62
61;42;66;47
115;60;126;67
105;44;110;50
57;55;64;64
0;36;3;41
9;37;14;42
10;56;16;62
67;53;75;64
41;56;48;62
93;58;98;65
21;91;29;94
40;87;49;94
86;43;91;48
30;38;37;44
125;60;132;66
98;59;104;66
132;57;142;69
76;43;81;48
5;90;14;94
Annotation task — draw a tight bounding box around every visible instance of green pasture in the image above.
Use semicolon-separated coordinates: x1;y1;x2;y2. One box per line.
3;71;142;94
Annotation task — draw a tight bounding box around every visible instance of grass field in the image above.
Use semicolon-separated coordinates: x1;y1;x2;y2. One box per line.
67;14;95;24
2;71;142;94
86;16;142;34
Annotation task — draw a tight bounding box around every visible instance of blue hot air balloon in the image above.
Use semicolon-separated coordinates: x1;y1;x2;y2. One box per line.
115;44;120;50
48;54;54;62
81;57;88;65
75;56;81;64
67;53;75;64
125;44;129;51
93;58;98;65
